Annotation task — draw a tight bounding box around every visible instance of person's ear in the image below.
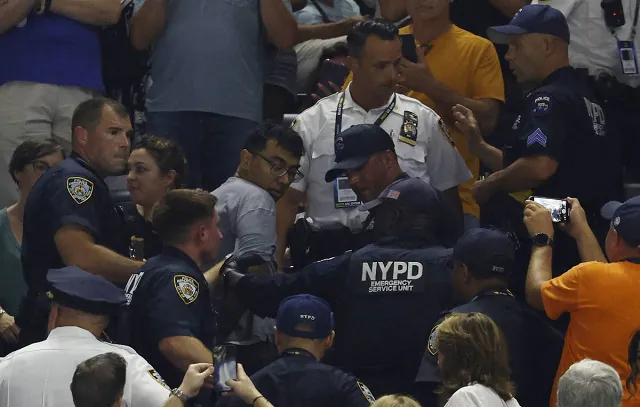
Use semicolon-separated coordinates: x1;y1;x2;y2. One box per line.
48;303;59;334
346;56;358;72
239;149;253;171
74;126;90;149
461;263;472;284
274;328;281;348
163;170;177;190
325;330;336;349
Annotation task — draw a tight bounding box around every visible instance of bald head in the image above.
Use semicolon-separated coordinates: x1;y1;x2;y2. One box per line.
504;33;570;84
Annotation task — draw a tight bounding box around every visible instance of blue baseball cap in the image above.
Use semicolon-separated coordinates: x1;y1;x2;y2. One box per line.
358;177;441;216
325;124;396;183
47;266;126;315
276;294;334;339
487;4;570;44
601;196;640;246
453;229;515;276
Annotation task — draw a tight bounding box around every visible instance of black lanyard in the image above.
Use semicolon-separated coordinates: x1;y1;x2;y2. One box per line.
610;0;640;41
281;348;316;359
471;288;514;303
335;92;396;139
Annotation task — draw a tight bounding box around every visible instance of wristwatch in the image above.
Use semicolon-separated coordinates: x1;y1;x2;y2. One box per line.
532;233;553;247
170;388;189;405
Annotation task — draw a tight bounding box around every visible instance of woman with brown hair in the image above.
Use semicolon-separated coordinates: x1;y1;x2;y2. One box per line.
435;312;521;407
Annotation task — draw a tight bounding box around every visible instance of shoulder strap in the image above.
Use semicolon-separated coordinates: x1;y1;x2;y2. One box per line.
309;0;332;23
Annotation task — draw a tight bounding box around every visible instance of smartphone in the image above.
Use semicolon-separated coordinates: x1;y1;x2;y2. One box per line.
531;196;570;223
400;34;418;63
316;59;350;94
213;344;237;392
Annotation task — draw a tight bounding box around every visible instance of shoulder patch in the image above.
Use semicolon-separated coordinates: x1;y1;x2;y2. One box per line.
357;381;376;404
438;119;455;146
427;324;440;356
147;369;170;390
173;274;200;304
526;128;548;147
66;177;94;204
399;111;419;146
531;95;552;116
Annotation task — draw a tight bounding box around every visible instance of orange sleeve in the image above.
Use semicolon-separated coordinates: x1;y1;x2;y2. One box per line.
470;42;505;102
541;264;586;320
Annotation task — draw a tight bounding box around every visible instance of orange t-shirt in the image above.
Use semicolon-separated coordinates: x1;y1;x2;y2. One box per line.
542;261;640;407
343;25;505;217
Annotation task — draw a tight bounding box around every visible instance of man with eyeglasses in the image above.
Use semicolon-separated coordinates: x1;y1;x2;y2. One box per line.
210;122;305;376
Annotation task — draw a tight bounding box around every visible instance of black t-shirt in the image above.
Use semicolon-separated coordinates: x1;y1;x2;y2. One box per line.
127;246;215;388
121;202;163;259
22;153;129;294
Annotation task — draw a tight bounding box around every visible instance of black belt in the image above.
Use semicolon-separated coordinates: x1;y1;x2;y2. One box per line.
577;69;640;104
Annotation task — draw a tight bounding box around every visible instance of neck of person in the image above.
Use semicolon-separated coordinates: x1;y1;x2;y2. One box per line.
469;278;509;300
281;339;325;361
72;149;107;179
172;243;204;269
349;81;394;112
7;189;28;221
412;15;452;45
538;60;571;83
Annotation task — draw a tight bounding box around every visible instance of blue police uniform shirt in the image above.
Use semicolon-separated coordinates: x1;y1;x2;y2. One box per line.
232;238;453;396
22;153;128;295
0;14;104;90
126;246;215;388
216;348;375;407
415;289;564;407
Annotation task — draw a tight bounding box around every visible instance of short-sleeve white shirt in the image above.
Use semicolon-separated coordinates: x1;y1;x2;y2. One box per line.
291;85;471;232
0;326;171;407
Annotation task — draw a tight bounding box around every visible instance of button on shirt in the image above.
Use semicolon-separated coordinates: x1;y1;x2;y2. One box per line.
532;0;640;87
0;326;171;407
292;86;472;232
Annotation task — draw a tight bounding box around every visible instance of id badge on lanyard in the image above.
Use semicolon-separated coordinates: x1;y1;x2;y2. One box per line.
618;40;640;75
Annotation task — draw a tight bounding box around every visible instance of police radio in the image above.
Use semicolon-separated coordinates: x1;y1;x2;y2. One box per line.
602;0;625;28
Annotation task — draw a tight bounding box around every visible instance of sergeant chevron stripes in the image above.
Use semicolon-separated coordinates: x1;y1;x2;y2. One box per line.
527;128;547;147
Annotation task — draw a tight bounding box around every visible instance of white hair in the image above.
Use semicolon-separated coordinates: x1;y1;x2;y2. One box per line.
558;359;623;407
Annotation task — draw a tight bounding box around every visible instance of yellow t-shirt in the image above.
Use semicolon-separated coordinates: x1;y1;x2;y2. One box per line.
542;261;640;407
343;25;504;217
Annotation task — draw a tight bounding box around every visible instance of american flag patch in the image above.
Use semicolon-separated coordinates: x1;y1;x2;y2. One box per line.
386;190;400;199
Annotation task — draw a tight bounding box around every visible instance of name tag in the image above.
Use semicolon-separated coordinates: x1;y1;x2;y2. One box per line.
618;40;639;76
334;176;361;209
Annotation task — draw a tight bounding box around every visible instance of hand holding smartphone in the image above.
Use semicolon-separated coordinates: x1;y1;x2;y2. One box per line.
213;344;237;392
400;34;418;63
531;196;570;223
315;59;350;98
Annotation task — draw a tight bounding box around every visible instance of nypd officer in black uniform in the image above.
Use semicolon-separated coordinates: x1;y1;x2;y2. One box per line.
217;294;375;407
219;177;453;398
414;228;564;407
454;4;622;297
19;97;143;346
125;189;218;405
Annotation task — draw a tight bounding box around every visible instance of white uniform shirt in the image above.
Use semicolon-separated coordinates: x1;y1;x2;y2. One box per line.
532;0;640;87
0;327;171;407
291;85;472;231
444;383;521;407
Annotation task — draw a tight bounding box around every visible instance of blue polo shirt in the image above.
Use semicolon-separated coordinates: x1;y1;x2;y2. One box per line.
0;13;104;91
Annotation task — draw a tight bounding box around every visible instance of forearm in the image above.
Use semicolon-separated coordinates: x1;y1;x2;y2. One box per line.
50;0;121;25
470;139;504;172
0;0;33;35
160;337;213;374
261;0;297;49
130;0;167;50
575;228;607;263
296;20;352;44
488;0;531;18
420;80;498;135
526;246;553;310
72;244;143;284
275;196;300;267
378;0;407;22
482;159;548;194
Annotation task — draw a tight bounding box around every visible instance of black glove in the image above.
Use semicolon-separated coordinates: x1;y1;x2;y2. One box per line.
220;254;267;287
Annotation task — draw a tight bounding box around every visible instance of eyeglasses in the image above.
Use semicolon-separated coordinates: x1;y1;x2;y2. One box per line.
252;152;304;182
30;160;52;173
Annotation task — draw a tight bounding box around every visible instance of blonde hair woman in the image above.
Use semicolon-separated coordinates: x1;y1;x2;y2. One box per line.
435;312;521;407
372;395;422;407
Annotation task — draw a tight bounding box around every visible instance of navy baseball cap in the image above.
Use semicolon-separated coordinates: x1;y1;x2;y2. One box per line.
453;229;515;276
358;177;442;215
487;4;570;44
276;294;334;339
325;124;395;183
601;196;640;246
47;266;126;315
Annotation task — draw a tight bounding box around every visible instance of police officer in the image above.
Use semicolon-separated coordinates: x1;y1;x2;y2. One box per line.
414;229;563;407
454;4;620;294
276;19;471;267
217;294;375;407
125;190;219;402
0;266;173;407
19;97;143;346
220;177;453;398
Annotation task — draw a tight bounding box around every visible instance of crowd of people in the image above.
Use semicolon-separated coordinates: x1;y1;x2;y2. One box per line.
1;0;640;406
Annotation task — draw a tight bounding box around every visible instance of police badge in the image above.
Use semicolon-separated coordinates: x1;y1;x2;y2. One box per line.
66;177;94;205
427;324;440;356
399;111;419;146
174;275;200;304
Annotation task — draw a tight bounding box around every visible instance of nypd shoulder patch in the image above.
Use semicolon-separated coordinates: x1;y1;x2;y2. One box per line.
357;381;376;404
531;95;552;116
427;324;440;356
66;177;94;205
147;369;170;390
174;274;200;305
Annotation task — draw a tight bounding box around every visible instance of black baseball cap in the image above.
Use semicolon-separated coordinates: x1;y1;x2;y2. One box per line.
487;4;570;44
601;196;640;246
358;177;441;215
325;124;395;183
47;266;126;315
453;229;515;276
276;294;334;340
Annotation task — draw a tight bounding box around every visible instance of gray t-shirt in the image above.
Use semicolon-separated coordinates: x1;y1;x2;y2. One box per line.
135;0;265;122
212;177;277;344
